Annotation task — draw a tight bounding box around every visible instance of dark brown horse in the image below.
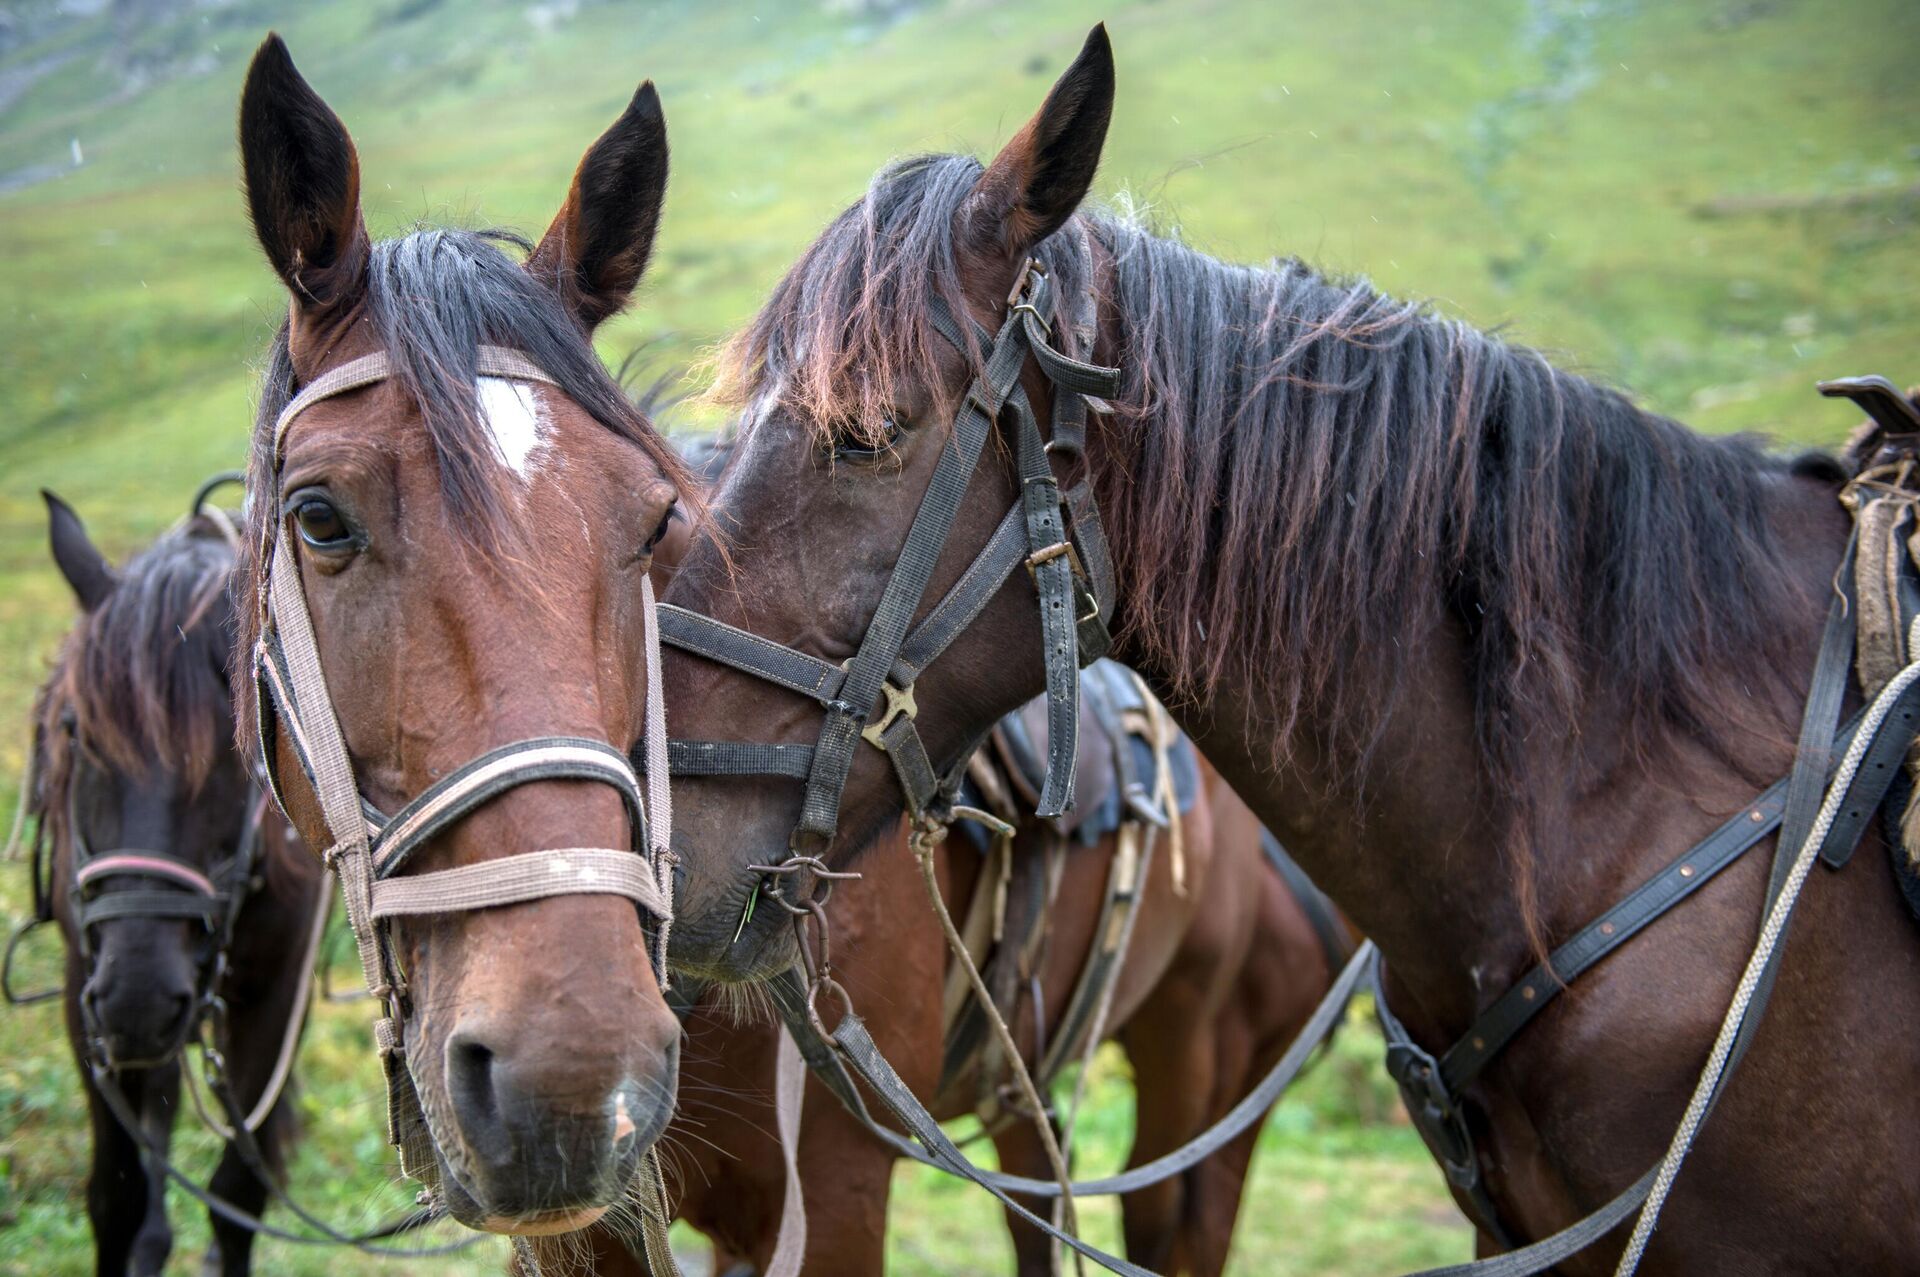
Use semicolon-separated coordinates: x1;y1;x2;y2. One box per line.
678;756;1345;1277
655;26;1920;1274
27;494;322;1276
521;435;1348;1274
231;38;692;1238
570;725;1345;1275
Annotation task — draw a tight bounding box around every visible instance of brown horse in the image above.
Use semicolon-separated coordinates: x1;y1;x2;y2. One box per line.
26;493;322;1276
654;26;1920;1275
230;38;692;1238
586;433;1347;1276
564;703;1346;1275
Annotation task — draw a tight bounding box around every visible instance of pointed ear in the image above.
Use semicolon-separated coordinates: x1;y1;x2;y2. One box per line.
964;24;1114;259
528;82;670;330
43;491;115;612
238;34;368;313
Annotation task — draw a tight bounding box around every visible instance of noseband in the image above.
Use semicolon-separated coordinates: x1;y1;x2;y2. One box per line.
251;346;676;1192
660;236;1124;854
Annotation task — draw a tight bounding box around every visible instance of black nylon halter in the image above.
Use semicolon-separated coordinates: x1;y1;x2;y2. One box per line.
661;251;1123;851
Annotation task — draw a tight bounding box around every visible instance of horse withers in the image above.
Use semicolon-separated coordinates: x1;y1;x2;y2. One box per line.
22;492;322;1276
655;25;1920;1275
231;37;694;1242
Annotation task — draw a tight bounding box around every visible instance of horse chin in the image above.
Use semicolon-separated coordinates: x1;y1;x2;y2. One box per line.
476;1203;611;1236
667;890;803;984
436;1161;622;1236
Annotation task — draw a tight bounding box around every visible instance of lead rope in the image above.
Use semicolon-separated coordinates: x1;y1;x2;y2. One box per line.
910;813;1085;1277
765;1026;809;1277
1613;614;1920;1274
184;866;333;1138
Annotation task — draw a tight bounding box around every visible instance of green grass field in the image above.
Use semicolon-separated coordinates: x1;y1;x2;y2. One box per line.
1;0;1915;1270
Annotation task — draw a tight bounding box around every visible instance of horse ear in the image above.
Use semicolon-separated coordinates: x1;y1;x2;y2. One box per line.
964;24;1114;259
238;34;368;314
42;490;116;612
528;82;670;330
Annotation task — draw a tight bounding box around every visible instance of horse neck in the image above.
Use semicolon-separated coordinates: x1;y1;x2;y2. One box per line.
1075;246;1841;1036
1112;597;1525;1033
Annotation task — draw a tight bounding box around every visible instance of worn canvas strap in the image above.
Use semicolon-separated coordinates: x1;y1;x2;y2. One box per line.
368;847;669;918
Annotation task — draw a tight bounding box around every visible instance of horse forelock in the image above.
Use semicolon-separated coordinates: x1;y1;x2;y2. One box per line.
712;154;1092;450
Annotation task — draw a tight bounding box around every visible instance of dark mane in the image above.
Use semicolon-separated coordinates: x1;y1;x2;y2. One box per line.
36;514;237;815
235;228;697;746
719;153;1819;895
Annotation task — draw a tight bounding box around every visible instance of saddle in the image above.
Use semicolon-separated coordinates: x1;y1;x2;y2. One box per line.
1827;375;1920;922
936;660;1201;1119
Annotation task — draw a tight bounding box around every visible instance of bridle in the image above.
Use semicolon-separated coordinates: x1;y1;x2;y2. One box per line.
659;228;1124;858
249;345;676;1198
7;477;270;1041
58;712;267;1059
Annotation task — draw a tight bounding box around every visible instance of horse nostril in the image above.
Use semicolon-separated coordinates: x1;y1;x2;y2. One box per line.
444;1032;509;1160
612;1090;637;1153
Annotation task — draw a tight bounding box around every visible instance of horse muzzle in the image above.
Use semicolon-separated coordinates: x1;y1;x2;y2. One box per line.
429;1028;679;1233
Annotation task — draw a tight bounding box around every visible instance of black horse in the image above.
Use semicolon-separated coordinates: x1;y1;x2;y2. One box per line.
23;491;324;1276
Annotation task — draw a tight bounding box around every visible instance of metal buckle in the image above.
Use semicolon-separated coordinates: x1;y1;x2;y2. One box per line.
1026;538;1083;579
1006;257;1046;307
1010;301;1051;337
1028;540;1102;625
861;679;918;749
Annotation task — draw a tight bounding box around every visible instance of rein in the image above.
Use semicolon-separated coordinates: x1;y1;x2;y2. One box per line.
250;345;678;1243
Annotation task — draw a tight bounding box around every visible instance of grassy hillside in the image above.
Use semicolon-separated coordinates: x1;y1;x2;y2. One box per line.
1;0;1915;1271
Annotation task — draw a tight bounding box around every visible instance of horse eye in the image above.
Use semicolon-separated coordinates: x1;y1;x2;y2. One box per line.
833;416;903;461
644;498;678;553
288;492;355;552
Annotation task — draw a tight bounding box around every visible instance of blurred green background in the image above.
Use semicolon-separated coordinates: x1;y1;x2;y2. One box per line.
1;0;1914;1271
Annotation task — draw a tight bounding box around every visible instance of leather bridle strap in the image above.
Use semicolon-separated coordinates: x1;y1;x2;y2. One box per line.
659;257;1122;848
795;281;1042;840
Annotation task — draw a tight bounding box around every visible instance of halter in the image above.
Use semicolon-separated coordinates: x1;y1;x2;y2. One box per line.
59;715;267;1051
660;231;1124;856
251;345;677;1193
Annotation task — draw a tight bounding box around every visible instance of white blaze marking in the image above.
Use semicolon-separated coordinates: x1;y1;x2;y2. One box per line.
477;377;549;480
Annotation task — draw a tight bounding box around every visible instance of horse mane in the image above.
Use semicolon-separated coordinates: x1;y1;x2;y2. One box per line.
36;514;237;818
717;153;1821;920
234;227;699;754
